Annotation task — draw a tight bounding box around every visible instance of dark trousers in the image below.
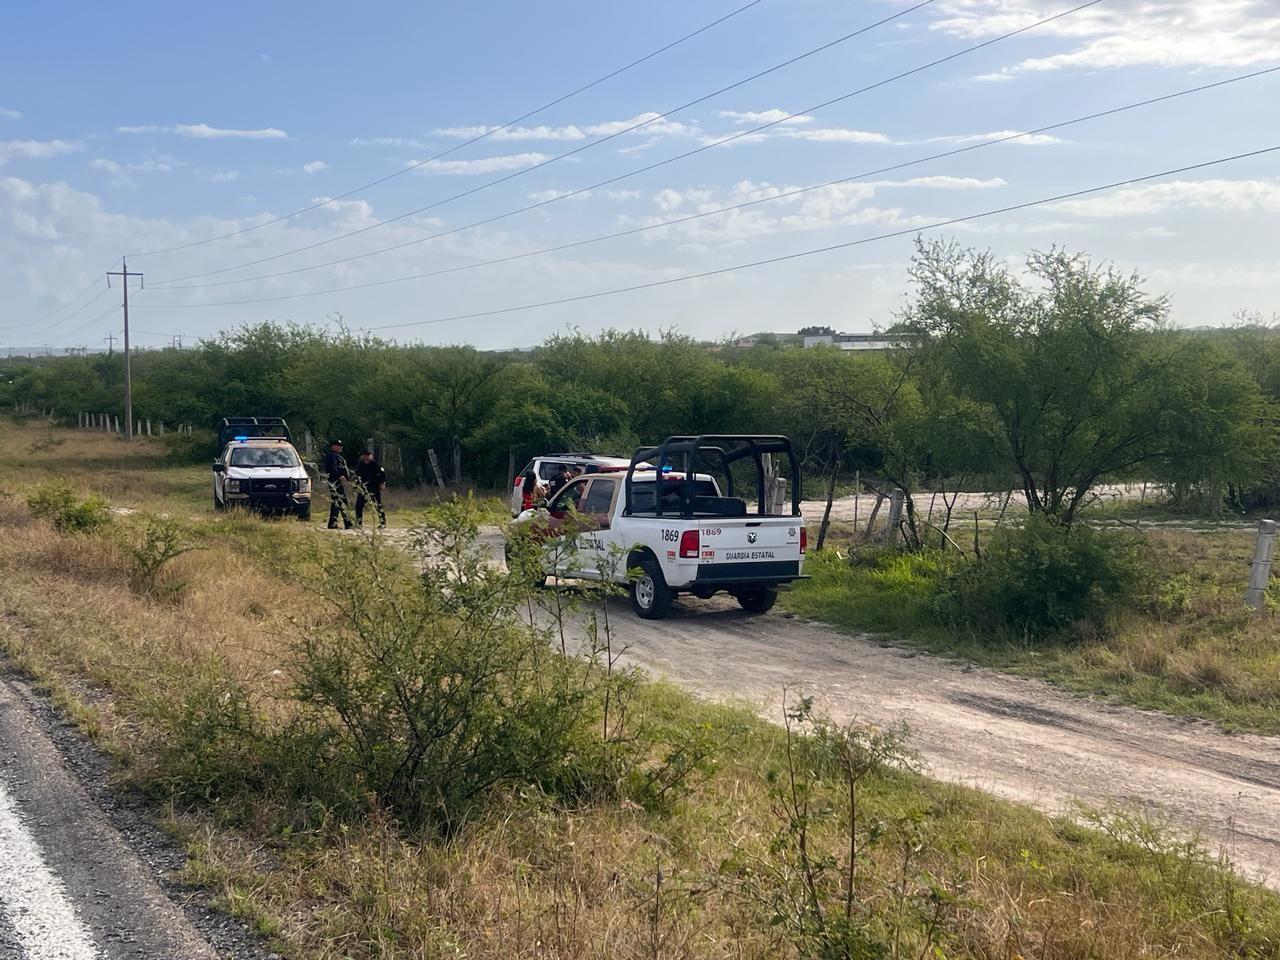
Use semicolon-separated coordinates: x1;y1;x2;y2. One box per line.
327;481;352;529
356;487;385;527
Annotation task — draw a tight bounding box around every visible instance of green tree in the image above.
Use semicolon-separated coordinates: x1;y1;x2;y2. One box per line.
905;240;1271;523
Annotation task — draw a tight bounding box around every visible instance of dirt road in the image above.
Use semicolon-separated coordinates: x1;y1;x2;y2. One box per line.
602;595;1280;889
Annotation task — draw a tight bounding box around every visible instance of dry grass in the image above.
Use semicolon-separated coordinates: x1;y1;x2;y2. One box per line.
2;417;1279;958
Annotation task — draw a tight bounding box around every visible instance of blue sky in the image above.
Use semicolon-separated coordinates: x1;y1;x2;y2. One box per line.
1;0;1278;351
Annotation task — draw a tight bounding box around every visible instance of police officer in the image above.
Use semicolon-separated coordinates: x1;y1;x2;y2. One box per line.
354;449;387;528
324;439;352;529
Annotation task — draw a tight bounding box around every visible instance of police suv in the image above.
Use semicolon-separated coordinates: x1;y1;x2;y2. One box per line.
212;435;313;519
510;435;806;619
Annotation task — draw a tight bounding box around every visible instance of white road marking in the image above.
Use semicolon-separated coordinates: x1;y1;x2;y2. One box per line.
0;779;101;960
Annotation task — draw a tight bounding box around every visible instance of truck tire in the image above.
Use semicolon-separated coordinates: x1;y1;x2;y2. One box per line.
213;493;225;512
296;505;312;522
735;587;778;614
631;557;674;620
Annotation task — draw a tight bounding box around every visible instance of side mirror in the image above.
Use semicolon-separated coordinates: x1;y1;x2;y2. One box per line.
212;462;226;473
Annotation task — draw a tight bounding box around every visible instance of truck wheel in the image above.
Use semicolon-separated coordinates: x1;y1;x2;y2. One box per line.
736;587;778;614
213;493;225;512
296;505;312;522
632;558;673;619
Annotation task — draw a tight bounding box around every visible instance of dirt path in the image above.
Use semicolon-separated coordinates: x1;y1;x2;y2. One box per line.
601;596;1280;889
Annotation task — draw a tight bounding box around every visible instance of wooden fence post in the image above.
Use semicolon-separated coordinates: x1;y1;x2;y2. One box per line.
427;449;446;489
1246;519;1277;611
884;489;905;544
451;435;462;487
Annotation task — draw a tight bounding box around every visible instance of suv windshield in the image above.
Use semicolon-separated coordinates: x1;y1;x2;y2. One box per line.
230;446;300;468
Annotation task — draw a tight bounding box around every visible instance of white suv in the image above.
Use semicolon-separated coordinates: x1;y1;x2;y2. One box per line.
509;454;639;516
212;438;313;520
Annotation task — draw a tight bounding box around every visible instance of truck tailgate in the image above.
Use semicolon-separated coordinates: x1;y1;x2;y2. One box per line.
695;517;803;582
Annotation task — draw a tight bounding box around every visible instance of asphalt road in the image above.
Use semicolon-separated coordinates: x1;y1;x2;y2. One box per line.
0;672;270;960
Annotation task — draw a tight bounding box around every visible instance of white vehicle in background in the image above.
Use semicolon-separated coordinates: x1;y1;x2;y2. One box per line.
510;435;806;618
509;453;639;516
212;436;313;520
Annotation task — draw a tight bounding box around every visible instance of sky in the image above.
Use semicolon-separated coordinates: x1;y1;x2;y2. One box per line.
1;0;1278;352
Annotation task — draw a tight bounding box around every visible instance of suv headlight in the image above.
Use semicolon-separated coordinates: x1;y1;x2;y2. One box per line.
297;478;312;493
225;479;241;493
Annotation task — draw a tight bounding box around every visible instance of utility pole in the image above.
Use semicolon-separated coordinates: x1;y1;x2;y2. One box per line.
107;258;143;441
104;332;117;355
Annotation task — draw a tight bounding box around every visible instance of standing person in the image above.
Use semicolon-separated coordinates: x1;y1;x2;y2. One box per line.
547;463;574;499
324;439;352;530
520;470;541;512
354;449;387;528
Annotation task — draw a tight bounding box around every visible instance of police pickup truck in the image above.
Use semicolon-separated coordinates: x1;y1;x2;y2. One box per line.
511;435;806;618
212;432;313;519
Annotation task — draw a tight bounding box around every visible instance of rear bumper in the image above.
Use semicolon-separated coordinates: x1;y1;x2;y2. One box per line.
694;560;801;584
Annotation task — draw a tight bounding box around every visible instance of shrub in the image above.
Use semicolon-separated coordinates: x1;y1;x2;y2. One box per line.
26;481;110;534
289;499;610;832
937;515;1148;638
124;516;197;600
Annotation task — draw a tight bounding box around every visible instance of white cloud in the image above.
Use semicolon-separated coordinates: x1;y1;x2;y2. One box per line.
436;112;700;143
0;139;84;164
719;109;813;125
418;152;550;175
88;154;179;187
929;0;1280;76
528;188;590;203
197;169;240;183
923;130;1065;146
349;136;433;150
119;123;288;140
781;127;895;145
0;108;21;120
302;160;329;174
259;53;272;64
1051;179;1280;218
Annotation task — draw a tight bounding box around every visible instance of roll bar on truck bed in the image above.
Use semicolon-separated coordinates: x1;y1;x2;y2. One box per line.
623;435;802;519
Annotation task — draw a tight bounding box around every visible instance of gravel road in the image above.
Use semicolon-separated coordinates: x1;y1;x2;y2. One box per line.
599;594;1280;889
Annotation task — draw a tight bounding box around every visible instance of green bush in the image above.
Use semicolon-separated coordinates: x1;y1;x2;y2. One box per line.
937;515;1148;638
26;481;111;534
124;516;197;600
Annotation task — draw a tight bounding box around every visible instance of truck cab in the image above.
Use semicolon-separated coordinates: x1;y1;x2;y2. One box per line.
512;435;806;618
212;437;312;519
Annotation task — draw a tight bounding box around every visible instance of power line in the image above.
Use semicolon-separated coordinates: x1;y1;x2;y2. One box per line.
150;0;1097;292
127;0;769;259
327;146;1276;333
138;66;1280;309
150;0;945;286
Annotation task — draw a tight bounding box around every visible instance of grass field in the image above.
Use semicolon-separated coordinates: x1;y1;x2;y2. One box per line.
3;416;1280;957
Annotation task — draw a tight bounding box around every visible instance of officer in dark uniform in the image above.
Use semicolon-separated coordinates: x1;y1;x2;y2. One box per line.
324;439;352;529
354;449;387;528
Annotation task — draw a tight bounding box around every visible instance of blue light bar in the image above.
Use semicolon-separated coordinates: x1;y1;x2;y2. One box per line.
234;435;249;441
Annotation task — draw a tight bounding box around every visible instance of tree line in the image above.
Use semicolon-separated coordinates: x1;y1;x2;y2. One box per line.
5;241;1278;527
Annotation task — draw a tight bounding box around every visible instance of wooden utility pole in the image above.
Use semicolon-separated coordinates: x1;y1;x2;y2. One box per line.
107;259;143;441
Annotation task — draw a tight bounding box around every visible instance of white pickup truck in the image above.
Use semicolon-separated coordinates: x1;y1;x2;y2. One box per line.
511;435;806;618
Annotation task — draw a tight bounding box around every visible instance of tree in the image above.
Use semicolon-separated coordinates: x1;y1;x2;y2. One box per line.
797;325;835;337
904;240;1272;523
